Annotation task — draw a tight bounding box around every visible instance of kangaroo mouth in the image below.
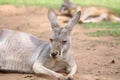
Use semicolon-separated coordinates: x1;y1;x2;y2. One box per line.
50;54;57;59
51;54;58;59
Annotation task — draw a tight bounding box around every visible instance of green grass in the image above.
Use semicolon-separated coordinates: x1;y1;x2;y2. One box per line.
82;22;120;37
0;0;63;8
82;22;120;29
0;0;120;37
87;29;120;37
0;0;120;14
72;0;120;15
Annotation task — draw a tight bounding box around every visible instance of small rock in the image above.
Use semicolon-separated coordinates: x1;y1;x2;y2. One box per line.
115;72;119;74
110;60;115;64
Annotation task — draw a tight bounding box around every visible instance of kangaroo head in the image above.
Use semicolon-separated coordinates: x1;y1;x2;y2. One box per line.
59;0;77;16
48;9;80;59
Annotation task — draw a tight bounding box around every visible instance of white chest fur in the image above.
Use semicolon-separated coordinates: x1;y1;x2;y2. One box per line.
43;59;68;72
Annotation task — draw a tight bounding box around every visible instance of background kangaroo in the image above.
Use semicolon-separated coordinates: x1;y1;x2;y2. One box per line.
0;9;80;80
59;0;120;23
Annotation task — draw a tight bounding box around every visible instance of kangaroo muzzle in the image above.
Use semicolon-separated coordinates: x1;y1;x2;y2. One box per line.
50;51;60;58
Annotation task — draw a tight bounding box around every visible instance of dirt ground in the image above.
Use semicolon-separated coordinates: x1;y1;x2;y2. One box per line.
0;5;120;80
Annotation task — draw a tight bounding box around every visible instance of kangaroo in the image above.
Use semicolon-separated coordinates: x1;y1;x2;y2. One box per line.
0;9;80;80
59;0;120;23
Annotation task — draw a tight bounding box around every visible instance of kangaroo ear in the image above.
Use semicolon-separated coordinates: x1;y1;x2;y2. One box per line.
63;0;70;3
48;9;60;30
63;0;75;6
65;11;81;31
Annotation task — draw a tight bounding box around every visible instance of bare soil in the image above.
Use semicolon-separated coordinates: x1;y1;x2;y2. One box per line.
0;5;120;80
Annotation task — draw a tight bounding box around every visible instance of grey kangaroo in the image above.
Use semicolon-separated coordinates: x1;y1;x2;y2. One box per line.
0;9;80;80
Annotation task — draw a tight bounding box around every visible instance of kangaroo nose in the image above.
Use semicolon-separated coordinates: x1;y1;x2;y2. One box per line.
51;52;58;58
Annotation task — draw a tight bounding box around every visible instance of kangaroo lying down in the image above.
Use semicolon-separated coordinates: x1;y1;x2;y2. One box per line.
0;9;80;80
59;0;120;23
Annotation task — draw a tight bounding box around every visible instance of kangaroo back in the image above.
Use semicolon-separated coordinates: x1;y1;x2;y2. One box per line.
0;29;45;73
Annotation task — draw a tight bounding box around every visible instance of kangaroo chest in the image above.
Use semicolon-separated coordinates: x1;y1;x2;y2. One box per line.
43;59;68;72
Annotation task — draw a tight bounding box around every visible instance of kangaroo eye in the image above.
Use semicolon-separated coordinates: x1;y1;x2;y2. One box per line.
50;38;53;42
62;40;67;44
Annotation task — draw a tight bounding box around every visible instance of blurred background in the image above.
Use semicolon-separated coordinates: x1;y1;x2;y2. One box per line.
0;0;120;80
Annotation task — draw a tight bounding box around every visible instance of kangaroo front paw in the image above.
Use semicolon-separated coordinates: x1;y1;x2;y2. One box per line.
66;75;73;80
57;74;66;80
67;77;73;80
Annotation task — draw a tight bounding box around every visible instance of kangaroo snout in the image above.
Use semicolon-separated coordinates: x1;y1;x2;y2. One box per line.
50;51;59;58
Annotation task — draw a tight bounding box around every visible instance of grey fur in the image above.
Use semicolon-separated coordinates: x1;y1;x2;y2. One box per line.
0;9;80;80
